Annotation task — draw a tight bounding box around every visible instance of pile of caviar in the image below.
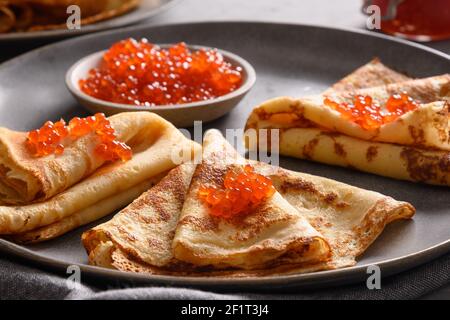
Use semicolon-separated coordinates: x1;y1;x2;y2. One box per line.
79;39;243;106
324;93;419;130
198;165;275;218
27;113;132;162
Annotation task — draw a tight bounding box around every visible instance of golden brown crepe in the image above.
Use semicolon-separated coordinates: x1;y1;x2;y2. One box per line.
0;0;140;33
246;75;450;149
0;111;201;240
83;130;414;277
0;3;16;33
325;58;411;94
245;60;450;185
254;163;415;271
10;174;165;244
0;112;183;205
172;130;331;270
83;130;333;273
83;163;197;269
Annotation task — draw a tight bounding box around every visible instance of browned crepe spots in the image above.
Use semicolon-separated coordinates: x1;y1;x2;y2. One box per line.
366;146;379;162
245;59;450;185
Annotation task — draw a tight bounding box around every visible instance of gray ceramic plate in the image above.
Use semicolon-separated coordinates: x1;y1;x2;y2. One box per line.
0;22;449;292
0;0;177;42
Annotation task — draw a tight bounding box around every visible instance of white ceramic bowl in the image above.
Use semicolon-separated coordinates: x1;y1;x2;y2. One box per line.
66;44;256;127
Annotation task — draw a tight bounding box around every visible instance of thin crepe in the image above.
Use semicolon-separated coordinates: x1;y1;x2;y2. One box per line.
246;75;450;149
84;130;332;272
324;58;411;94
10;174;164;244
0;111;201;238
83;130;414;277
0;111;182;205
245;60;450;185
0;4;16;33
83;163;196;270
172;130;331;270
253;163;415;272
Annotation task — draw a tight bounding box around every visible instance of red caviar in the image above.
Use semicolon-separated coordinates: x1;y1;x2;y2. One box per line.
79;39;243;106
26;113;132;162
324;93;419;130
198;165;275;218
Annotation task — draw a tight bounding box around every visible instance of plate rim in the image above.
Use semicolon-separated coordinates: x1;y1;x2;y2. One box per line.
0;21;449;291
1;237;449;291
2;20;449;66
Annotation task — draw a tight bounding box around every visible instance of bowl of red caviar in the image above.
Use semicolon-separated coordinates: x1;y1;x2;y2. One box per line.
66;38;256;127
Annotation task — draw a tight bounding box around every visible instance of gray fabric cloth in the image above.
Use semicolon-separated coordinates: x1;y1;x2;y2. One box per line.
1;251;449;300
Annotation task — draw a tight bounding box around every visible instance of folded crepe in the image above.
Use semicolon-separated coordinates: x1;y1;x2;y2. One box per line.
245;60;450;185
324;58;411;94
83;163;197;271
172;130;331;270
0;111;201;241
83;129;414;277
9;175;164;244
83;130;332;273
0;111;182;205
0;4;16;33
253;163;415;272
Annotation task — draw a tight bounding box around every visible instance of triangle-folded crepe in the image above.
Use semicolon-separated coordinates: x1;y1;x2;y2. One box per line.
0;112;201;241
324;58;411;94
172;130;331;270
83;163;196;269
253;162;414;272
245;60;450;185
83;130;332;272
82;130;414;276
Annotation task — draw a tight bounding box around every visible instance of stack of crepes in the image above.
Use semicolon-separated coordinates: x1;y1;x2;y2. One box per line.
83;129;414;276
0;0;140;33
0;112;200;243
245;59;450;186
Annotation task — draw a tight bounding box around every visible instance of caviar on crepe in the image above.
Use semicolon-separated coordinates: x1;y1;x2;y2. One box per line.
324;93;419;130
79;39;243;107
198;165;275;218
26;113;132;162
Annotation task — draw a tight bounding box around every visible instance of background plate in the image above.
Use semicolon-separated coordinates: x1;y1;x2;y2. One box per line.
0;0;177;42
0;22;449;291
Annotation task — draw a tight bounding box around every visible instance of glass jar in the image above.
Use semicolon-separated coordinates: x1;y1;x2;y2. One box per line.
363;0;450;41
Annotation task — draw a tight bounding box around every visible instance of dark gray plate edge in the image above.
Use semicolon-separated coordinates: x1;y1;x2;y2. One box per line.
0;0;180;42
1;20;449;65
1;237;449;292
1;21;449;68
0;21;449;291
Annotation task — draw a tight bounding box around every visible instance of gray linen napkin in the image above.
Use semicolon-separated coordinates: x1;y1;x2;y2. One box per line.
1;252;449;300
